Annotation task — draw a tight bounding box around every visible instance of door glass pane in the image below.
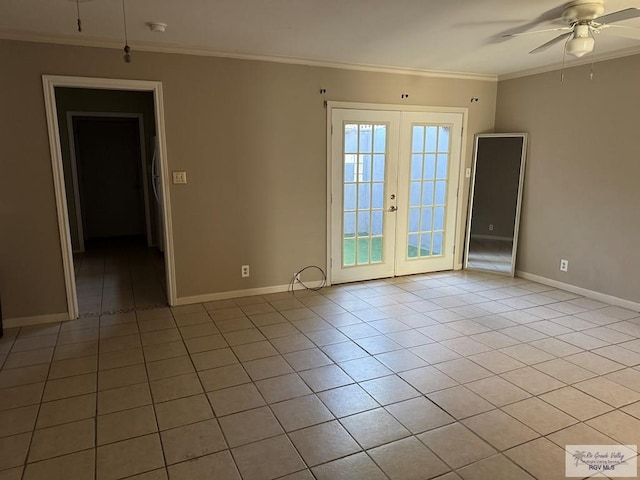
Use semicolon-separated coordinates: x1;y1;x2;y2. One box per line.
373;155;385;181
438;127;450;152
344;184;356;211
432;232;443;255
421;207;433;231
357;211;370;235
345;125;358;153
406;124;452;259
420;233;432;256
344;154;357;182
424;154;436;180
411;154;423;180
371;238;382;262
358;183;371;210
435;181;446;205
360;155;372;182
422;182;434;207
408;208;420;233
357;237;370;265
426;126;438;152
372;183;384;209
410;182;421;207
373;126;387;153
434;206;445;230
344;212;356;236
407;234;419;258
359;125;372;153
342;122;387;267
436;153;448;180
412;126;424;152
372;211;383;235
343;239;356;266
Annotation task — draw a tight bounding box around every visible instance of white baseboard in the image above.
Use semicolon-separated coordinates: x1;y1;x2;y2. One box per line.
175;281;325;306
516;271;640;312
4;312;71;328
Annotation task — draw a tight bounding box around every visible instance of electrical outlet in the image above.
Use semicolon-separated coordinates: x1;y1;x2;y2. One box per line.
465;167;472;178
172;171;187;184
489;224;494;231
241;265;250;278
560;259;569;272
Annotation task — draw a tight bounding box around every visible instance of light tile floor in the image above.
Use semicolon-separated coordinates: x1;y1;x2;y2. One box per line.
1;271;640;479
74;237;166;317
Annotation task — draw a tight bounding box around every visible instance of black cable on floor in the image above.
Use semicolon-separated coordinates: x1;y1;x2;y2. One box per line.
289;265;327;293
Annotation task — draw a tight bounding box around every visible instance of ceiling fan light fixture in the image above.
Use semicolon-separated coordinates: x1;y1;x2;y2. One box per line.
566;35;595;57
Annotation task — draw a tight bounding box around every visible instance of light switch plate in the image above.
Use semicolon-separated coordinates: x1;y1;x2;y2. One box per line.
172;171;187;184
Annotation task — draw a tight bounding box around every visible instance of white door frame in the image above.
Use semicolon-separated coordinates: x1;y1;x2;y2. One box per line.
67;112;153;252
42;75;177;319
326;101;468;286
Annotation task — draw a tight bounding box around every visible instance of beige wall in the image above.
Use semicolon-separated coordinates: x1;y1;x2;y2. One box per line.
496;55;640;303
0;39;496;320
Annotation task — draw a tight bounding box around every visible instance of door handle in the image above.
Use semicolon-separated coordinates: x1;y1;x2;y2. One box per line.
388;206;397;212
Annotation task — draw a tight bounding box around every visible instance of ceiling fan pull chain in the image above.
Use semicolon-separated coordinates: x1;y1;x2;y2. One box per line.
122;0;131;63
76;0;82;32
560;40;568;83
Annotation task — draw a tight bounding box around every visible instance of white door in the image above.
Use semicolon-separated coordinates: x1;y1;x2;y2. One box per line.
330;108;463;284
395;112;463;275
330;109;400;284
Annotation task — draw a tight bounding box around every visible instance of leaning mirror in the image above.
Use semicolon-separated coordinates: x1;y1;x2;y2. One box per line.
464;133;527;276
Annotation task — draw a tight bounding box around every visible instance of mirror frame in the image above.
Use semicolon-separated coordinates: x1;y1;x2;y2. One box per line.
464;133;528;277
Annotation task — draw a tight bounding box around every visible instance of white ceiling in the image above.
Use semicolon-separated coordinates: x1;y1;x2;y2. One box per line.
3;0;640;79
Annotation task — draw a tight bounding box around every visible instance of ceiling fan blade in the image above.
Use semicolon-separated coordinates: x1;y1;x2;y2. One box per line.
529;32;573;54
596;8;640;25
503;26;571;38
498;5;566;38
605;24;640;40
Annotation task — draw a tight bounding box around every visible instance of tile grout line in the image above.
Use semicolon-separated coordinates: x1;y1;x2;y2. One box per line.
134;306;169;480
1;270;639;478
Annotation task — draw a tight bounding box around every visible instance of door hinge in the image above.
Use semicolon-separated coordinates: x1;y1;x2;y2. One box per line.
331;123;333;135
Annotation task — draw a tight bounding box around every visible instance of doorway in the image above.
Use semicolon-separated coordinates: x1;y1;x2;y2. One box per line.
43;76;176;320
69;115;165;315
328;105;465;284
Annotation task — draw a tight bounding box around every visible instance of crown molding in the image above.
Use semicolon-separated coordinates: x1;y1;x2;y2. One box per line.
498;45;640;81
0;31;497;82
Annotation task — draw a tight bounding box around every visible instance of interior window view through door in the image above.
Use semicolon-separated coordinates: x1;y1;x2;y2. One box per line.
330;108;464;284
57;87;167;316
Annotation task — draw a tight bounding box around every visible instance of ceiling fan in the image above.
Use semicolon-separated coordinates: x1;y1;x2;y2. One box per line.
505;0;640;57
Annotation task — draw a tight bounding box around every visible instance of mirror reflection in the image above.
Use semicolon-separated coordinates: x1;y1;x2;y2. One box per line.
465;134;527;276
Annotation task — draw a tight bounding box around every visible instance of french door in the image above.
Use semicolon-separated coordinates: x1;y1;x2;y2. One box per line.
329;107;464;284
